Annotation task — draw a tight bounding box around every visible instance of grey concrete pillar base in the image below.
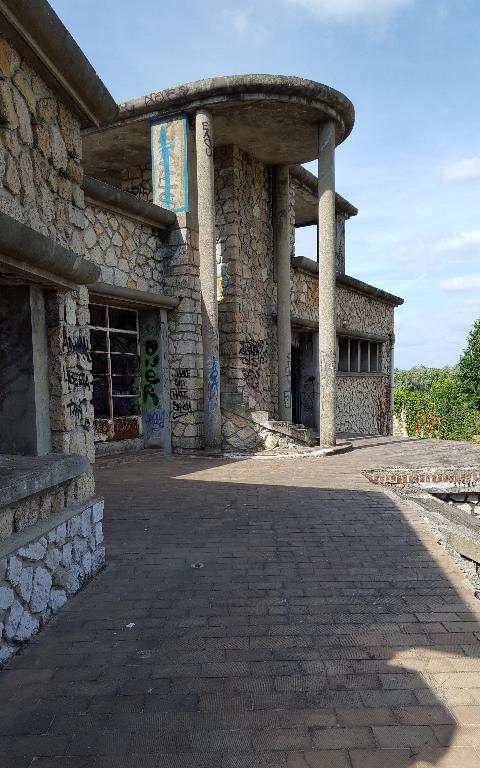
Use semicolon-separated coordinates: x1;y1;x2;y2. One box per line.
274;165;292;422
195;109;221;448
318;122;337;448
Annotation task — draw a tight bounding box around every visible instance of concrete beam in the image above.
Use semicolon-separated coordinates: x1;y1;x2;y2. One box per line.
0;211;100;285
84;176;176;230
87;282;179;311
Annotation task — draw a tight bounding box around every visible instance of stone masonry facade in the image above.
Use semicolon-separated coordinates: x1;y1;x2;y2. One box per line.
0;497;104;666
0;37;84;252
0;30;103;659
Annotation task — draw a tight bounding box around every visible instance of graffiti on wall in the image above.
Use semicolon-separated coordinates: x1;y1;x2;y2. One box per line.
151;114;189;213
239;336;267;391
301;375;315;412
140;327;165;440
171;368;193;420
62;327;92;432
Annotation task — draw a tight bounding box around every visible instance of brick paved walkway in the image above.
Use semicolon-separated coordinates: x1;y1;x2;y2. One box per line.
2;437;480;767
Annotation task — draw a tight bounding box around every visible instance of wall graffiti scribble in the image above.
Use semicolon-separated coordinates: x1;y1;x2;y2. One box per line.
301;375;315;411
142;338;160;408
239;336;267;390
171;368;193;420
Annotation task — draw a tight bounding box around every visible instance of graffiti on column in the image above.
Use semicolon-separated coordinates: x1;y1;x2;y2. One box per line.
171;368;193;420
206;356;219;435
202;121;213;157
239;336;267;391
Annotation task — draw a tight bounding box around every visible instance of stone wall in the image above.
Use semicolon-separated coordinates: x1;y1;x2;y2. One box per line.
84;203;164;291
215;146;277;418
113;160;204;451
121;161;152;202
290;268;394;435
46;287;95;462
221;410;297;453
0;472;94;543
0;497;104;666
0;37;85;253
163;223;203;450
336;375;391;435
337;286;393;435
291;268;318;323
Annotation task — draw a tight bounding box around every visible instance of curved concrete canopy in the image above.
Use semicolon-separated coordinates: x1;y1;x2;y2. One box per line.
83;75;355;183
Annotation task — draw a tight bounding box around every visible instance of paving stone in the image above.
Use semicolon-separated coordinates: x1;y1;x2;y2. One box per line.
2;441;480;763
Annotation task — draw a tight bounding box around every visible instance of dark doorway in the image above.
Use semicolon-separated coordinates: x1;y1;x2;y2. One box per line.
291;344;301;424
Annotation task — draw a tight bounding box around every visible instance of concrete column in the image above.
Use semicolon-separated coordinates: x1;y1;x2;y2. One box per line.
389;331;395;435
274;165;292;422
312;331;320;434
318;122;337;447
195;109;221;448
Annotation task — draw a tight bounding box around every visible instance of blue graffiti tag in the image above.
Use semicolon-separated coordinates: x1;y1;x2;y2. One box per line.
144;410;165;431
206;357;219;434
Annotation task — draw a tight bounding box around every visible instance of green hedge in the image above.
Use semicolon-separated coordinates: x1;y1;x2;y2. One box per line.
394;378;478;441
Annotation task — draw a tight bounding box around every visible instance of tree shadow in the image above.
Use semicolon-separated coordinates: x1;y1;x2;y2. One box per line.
0;452;479;767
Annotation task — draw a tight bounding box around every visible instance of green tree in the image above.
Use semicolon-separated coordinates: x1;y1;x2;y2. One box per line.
458;319;480;409
394;365;457;395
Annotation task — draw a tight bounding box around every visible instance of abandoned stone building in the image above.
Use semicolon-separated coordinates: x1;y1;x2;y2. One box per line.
0;0;402;657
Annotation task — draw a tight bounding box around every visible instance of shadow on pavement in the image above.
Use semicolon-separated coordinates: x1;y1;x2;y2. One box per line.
0;452;479;767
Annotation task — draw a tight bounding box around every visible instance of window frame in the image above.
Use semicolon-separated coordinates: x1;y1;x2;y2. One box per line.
89;303;142;422
336;336;383;376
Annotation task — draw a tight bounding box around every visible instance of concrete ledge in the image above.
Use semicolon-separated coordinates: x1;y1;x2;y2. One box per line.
290;165;358;219
290;257;404;307
0;495;105;666
0;495;102;560
0;0;117;127
0;212;100;285
0;454;91;509
87;282;179;311
84;176;176;230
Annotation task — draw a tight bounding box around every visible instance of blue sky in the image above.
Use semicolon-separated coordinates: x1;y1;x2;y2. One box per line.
51;0;480;368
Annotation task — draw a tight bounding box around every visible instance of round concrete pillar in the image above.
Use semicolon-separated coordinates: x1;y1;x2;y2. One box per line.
274;165;292;422
389;330;395;435
317;122;337;448
195;109;221;448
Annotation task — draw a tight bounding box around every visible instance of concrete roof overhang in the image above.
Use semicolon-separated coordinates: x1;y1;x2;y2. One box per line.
291;165;358;227
83;75;355;183
0;0;117;128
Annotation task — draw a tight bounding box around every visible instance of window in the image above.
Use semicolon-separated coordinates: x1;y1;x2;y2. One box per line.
89;305;141;438
337;336;381;374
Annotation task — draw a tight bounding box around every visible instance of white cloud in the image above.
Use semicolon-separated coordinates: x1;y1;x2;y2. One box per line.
285;0;413;22
435;231;480;253
222;8;252;36
441;274;480;292
443;157;480;183
393;230;480;268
